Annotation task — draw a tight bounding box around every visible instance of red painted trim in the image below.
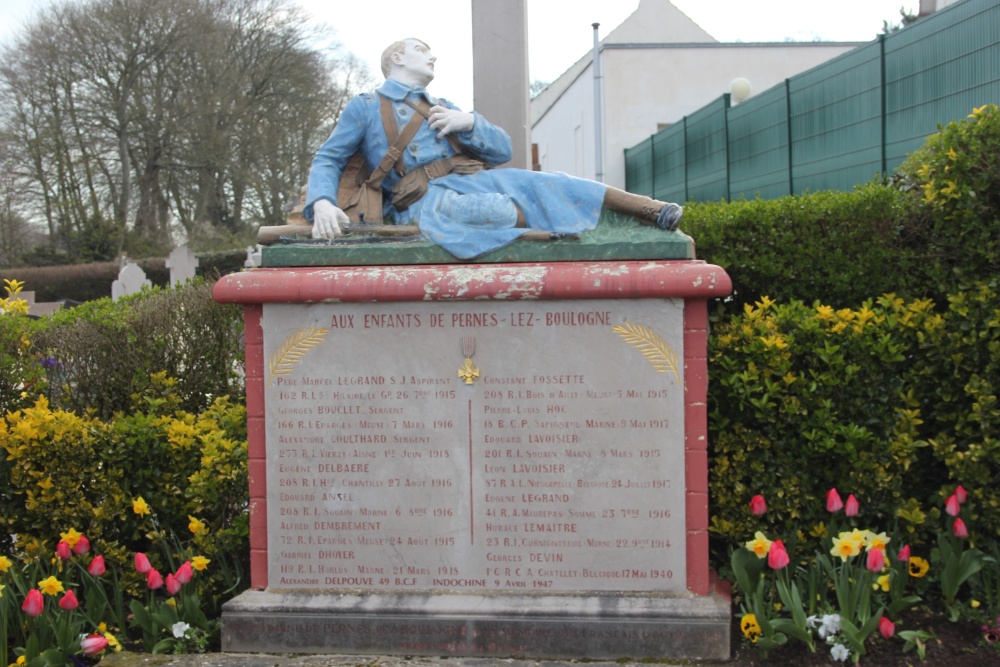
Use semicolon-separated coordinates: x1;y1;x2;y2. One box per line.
214;261;731;304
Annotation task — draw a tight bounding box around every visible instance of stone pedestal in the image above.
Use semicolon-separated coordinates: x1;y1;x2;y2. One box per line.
214;257;731;661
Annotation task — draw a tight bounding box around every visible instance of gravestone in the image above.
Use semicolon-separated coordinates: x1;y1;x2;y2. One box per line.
111;262;150;301
166;245;199;286
214;232;732;660
245;245;263;268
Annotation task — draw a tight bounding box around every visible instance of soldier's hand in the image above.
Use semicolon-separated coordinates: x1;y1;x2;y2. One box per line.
429;106;474;138
312;199;347;238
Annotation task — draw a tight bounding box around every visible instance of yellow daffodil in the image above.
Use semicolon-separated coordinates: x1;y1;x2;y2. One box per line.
191;555;211;571
165;597;177;609
0;583;5;597
971;600;981;608
104;631;121;652
98;623;107;633
188;516;208;536
875;574;891;592
132;497;150;516
740;613;761;643
38;575;64;596
16;655;28;666
908;556;930;578
848;528;870;548
745;531;772;558
865;531;891;552
59;528;83;548
0;555;11;572
830;534;861;561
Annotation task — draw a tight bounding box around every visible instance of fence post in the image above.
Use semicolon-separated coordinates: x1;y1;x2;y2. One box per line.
649;135;656;199
723;93;732;202
785;78;794;196
879;33;888;177
683;116;689;202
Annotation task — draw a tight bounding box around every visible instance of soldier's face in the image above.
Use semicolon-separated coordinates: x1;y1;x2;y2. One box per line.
398;39;436;83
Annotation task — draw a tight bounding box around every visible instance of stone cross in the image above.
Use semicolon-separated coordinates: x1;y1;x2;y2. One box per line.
111;262;151;301
245;245;263;268
166;244;199;286
471;0;530;169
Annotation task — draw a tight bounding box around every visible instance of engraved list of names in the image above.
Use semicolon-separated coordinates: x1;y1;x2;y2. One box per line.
263;298;686;594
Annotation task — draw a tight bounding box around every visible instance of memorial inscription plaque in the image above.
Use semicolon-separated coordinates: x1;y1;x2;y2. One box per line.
264;298;686;594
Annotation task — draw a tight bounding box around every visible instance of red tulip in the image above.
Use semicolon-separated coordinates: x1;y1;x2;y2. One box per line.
879;616;895;639
134;552;151;574
88;555;106;577
897;544;910;562
953;518;969;538
767;540;790;570
166;573;182;596
826;488;843;513
73;535;90;555
58;590;79;610
749;494;767;516
867;547;886;572
21;589;44;616
174;561;193;585
146;568;164;590
80;634;109;656
955;485;968;504
56;540;72;560
845;494;860;517
945;494;961;517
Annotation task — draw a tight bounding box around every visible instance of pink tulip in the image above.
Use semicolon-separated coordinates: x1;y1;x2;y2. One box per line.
174;561;194;585
166;573;182;596
767;540;790;570
21;589;44;617
56;540;72;560
147;568;164;590
845;494;860;517
80;634;109;656
945;494;961;517
867;547;886;572
749;494;767;516
953;518;969;538
73;535;90;555
955;485;968;504
58;590;79;610
826;488;843;513
879;616;895;639
88;555;106;577
897;544;910;562
134;552;151;574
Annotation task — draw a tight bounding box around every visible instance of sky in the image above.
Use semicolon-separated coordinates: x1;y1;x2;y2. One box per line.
0;0;922;110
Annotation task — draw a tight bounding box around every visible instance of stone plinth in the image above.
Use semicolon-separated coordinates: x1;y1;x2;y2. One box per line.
214;258;731;660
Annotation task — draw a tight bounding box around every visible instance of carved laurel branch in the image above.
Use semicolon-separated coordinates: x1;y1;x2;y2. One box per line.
268;325;330;386
611;321;681;385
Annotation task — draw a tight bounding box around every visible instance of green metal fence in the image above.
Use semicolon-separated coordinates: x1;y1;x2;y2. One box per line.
625;0;1000;201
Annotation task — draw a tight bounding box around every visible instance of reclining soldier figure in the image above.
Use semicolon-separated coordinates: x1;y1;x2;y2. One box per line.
304;38;683;259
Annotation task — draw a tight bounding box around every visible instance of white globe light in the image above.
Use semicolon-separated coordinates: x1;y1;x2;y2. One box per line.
730;77;752;103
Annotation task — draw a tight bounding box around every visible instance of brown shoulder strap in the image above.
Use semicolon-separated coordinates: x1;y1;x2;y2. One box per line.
404;99;464;156
368;94;424;187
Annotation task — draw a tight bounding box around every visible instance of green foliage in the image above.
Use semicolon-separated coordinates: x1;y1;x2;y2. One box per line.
682;182;920;314
895;104;1000;290
29;279;244;419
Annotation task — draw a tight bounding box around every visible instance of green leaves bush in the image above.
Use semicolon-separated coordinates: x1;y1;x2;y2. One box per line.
709;282;999;553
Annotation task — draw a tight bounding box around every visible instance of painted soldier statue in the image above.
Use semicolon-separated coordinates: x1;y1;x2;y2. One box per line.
304;38;683;259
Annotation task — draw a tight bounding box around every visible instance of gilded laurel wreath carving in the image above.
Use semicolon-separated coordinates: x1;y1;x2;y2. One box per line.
611;321;681;384
268;325;330;385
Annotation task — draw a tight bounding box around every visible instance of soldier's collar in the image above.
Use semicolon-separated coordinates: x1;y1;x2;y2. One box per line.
379;79;438;106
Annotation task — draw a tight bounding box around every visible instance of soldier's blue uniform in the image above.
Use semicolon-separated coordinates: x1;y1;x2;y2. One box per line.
305;79;606;258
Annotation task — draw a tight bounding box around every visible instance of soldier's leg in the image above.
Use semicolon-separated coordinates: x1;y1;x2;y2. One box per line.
602;186;683;231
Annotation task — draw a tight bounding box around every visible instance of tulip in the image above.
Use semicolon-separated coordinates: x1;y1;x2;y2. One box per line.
749;494;767;516
953;517;969;538
866;547;885;572
80;634;109;656
166;573;182;596
88;555;106;576
147;568;164;590
174;561;194;585
73;535;90;555
879;616;895;639
826;488;843;513
21;589;44;616
58;590;79;610
844;494;859;517
897;544;910;562
134;552;151;574
768;540;790;570
955;485;968;504
945;494;961;517
56;540;72;560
